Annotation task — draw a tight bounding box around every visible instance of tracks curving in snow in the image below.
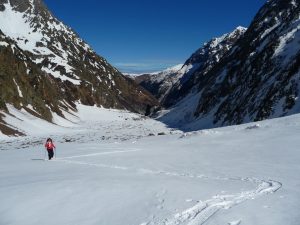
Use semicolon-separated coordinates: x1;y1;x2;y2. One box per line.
157;180;281;225
53;152;282;225
138;170;281;225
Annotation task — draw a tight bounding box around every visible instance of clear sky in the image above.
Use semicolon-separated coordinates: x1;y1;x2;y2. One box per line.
44;0;266;73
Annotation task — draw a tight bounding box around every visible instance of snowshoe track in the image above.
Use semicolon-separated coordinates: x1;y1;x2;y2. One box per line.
54;152;282;225
157;180;281;225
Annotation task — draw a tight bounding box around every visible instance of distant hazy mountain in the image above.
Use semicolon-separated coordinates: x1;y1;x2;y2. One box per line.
133;64;184;101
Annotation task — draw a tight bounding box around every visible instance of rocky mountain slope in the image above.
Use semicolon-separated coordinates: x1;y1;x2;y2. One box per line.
0;0;158;135
135;27;246;107
134;64;183;101
158;0;300;130
162;26;247;108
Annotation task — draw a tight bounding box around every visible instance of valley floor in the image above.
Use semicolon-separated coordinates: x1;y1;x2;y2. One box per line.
0;106;299;225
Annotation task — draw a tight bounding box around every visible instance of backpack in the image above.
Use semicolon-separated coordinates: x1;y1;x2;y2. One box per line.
46;141;54;149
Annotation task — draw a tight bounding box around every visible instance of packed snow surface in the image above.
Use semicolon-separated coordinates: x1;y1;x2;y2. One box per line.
0;105;299;225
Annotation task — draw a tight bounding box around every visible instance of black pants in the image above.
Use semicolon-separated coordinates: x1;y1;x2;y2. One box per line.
47;149;54;160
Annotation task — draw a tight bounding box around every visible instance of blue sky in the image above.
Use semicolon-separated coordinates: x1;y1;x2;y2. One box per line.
44;0;266;73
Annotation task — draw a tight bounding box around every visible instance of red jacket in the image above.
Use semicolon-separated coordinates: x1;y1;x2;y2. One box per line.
45;141;56;150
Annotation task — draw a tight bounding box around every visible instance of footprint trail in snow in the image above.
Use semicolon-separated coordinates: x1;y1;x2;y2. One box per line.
53;150;282;225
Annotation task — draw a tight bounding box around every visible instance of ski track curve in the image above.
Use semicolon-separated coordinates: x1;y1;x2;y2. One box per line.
155;180;281;225
53;152;282;225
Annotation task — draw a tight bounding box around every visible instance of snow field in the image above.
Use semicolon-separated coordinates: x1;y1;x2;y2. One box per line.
1;107;300;225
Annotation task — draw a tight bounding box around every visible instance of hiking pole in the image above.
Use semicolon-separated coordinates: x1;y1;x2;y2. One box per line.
44;149;46;160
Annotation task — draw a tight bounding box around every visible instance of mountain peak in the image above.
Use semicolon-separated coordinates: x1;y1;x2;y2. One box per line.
184;26;247;70
190;0;300;126
235;26;247;32
136;27;247;109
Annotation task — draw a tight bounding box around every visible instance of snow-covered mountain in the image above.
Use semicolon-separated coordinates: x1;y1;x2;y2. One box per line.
162;26;247;108
159;0;300;131
0;0;158;136
134;64;184;101
134;27;246;108
133;27;246;104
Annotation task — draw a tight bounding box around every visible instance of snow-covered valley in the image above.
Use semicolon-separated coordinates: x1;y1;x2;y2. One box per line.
0;106;299;225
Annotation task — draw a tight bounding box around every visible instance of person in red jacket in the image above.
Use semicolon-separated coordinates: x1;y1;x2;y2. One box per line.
45;138;56;160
